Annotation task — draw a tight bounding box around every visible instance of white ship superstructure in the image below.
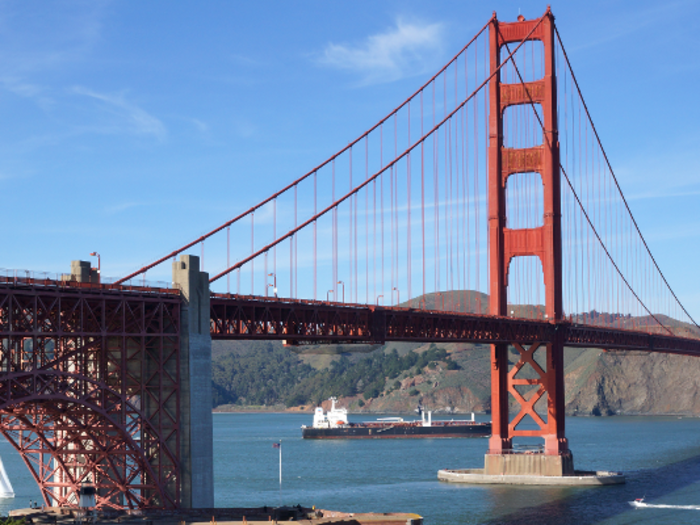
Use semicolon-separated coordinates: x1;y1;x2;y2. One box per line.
311;397;348;429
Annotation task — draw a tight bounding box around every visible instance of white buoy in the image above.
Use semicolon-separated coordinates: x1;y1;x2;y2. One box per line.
0;455;15;498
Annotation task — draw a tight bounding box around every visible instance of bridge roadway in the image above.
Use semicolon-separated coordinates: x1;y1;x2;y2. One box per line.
210;294;700;355
2;278;698;356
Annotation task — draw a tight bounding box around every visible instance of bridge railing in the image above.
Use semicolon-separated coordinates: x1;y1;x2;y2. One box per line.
0;268;178;295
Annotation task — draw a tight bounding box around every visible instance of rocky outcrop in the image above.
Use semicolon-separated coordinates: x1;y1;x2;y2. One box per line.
329;347;700;417
564;350;700;416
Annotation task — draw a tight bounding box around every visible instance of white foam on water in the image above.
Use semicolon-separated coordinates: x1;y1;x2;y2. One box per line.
0;456;14;498
630;501;700;510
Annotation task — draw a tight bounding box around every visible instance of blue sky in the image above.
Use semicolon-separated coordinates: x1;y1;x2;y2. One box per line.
1;0;699;318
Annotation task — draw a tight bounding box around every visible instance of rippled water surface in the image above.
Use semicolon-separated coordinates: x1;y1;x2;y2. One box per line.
3;413;700;524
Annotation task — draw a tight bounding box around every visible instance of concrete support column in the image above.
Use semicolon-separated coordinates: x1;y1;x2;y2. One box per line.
65;260;98;283
172;255;213;508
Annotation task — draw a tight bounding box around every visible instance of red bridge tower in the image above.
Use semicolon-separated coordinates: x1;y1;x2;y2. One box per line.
487;9;572;475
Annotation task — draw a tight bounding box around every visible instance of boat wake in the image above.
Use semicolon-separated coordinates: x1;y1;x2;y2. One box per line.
630;499;700;510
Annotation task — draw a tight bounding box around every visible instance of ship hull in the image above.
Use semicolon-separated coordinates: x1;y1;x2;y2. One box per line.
302;423;490;439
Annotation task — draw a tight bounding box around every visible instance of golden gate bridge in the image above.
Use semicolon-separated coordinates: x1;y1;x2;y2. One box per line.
1;7;699;510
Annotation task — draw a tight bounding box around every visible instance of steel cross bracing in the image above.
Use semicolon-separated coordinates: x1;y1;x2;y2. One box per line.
0;282;181;509
210;295;700;356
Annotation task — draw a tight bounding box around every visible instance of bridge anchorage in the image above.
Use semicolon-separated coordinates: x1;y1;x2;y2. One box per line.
5;4;700;511
0;256;212;509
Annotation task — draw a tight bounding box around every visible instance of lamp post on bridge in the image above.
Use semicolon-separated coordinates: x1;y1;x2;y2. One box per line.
89;252;100;284
268;272;277;297
376;295;383;306
337;281;345;303
327;290;334;302
393;287;400;306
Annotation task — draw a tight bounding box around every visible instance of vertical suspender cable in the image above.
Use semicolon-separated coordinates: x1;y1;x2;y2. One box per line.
313;171;317;300
407;101;412;306
273;198;277;295
227;226;230;294
381;124;385;302
421;90;426;303
294;184;298;298
251;212;255;294
366;136;370;304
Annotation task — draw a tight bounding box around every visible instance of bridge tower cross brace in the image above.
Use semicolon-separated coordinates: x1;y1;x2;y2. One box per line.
487;9;570;466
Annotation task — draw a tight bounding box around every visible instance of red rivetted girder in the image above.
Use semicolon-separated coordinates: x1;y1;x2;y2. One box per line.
0;283;181;510
209;295;700;355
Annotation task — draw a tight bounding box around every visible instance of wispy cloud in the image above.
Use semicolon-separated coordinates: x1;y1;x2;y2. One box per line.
644;222;700;243
71;86;166;140
317;18;445;85
190;118;209;133
567;0;696;52
228;53;265;68
0;1;109;102
0;76;43;98
628;188;700;201
104;201;147;215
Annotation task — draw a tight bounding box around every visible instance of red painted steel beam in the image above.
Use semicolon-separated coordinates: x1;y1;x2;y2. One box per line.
0;283;181;510
209;295;700;355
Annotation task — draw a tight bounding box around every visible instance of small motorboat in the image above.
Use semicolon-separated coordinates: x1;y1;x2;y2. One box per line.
629;498;700;510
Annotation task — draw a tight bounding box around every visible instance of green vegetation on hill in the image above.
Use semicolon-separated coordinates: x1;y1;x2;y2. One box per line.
212;343;458;408
212;343;316;406
0;519;26;525
285;346;454;406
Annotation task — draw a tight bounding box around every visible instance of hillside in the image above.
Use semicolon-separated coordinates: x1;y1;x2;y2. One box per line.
212;340;700;416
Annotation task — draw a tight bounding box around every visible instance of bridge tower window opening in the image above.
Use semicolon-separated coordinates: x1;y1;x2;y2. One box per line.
505;172;544;230
499;39;544;85
507;255;546;321
502;104;543;150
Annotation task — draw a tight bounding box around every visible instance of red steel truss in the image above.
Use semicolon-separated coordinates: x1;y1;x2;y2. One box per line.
210;295;700;355
0;282;181;510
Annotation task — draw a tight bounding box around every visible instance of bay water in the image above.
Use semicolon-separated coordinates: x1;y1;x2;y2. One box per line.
2;413;700;524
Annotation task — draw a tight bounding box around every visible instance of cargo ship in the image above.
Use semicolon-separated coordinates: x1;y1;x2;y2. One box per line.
301;398;491;439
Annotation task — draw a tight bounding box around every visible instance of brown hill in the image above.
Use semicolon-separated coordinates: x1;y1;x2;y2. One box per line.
312;345;700;417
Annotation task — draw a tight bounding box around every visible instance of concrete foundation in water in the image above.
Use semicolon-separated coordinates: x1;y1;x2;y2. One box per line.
438;468;625;485
439;452;625;486
484;452;575;477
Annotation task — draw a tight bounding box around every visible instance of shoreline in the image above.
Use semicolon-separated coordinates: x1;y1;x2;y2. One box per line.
212;406;700;418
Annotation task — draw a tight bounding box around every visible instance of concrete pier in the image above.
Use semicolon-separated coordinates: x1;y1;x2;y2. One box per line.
64;260;99;283
173;255;214;508
438;468;625;486
439;451;624;486
484;451;574;477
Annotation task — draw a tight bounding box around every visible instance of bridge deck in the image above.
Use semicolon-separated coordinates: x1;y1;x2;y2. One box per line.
210;294;700;356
